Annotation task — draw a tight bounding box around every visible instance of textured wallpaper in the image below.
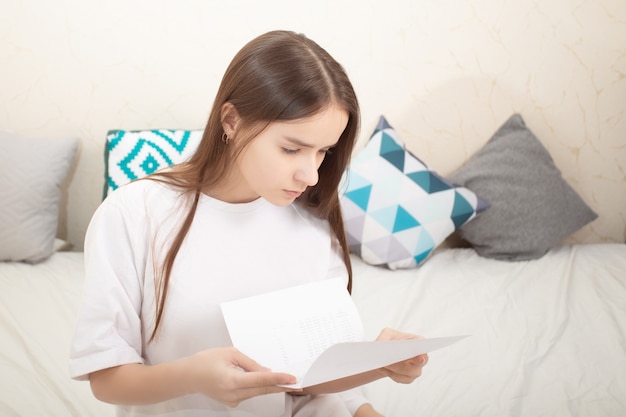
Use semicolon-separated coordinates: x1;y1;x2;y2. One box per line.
1;0;624;249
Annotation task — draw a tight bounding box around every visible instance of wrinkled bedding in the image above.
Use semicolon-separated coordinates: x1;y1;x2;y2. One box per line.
0;252;113;416
352;244;626;416
1;244;625;416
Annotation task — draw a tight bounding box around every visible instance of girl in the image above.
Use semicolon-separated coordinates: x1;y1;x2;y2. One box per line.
70;30;427;417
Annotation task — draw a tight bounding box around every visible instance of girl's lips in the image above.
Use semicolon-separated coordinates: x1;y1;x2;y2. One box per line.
284;190;303;198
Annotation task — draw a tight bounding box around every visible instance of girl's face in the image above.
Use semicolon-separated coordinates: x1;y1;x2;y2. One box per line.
217;104;348;205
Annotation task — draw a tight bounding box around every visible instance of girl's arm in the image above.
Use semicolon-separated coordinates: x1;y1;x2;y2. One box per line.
89;347;300;408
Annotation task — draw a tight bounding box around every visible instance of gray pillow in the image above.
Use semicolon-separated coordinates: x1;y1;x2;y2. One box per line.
0;132;78;263
448;114;597;261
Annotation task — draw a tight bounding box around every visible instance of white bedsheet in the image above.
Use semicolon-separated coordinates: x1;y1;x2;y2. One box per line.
1;244;625;417
351;244;626;417
0;252;113;416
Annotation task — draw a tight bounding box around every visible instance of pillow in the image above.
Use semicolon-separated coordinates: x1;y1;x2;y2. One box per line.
340;116;488;269
0;131;78;263
448;113;598;261
104;129;203;198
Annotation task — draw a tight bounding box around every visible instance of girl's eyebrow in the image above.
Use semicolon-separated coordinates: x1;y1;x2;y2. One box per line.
285;136;338;149
285;137;313;148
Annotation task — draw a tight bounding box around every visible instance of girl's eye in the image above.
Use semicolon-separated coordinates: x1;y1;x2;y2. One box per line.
281;147;333;155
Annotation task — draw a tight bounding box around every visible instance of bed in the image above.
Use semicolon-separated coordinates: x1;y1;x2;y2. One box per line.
1;114;625;416
0;250;112;416
352;245;626;416
1;244;625;416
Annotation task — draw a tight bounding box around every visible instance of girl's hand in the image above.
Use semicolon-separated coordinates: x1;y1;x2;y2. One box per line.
184;347;301;407
294;328;428;398
375;328;429;384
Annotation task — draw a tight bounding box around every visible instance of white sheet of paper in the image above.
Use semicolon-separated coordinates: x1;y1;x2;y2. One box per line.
221;278;363;374
289;335;467;388
221;278;467;388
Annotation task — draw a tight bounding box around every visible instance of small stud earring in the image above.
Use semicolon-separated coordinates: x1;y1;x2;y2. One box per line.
221;132;230;144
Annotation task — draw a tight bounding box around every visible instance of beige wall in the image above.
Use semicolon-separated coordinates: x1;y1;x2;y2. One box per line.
2;0;625;249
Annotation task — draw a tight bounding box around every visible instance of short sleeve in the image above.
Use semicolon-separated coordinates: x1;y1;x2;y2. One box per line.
69;187;148;380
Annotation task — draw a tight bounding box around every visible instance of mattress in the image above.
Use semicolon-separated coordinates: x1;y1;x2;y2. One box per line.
0;252;113;416
351;244;626;416
1;244;625;416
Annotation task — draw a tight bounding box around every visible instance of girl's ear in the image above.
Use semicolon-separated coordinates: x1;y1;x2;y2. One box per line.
220;102;241;138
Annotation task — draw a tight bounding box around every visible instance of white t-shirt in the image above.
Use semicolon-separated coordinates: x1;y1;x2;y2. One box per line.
69;180;367;416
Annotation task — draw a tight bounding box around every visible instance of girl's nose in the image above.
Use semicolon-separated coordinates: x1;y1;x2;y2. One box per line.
295;157;320;186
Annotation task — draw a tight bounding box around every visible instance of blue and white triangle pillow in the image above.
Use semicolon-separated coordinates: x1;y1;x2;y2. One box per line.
104;129;203;198
340;116;489;269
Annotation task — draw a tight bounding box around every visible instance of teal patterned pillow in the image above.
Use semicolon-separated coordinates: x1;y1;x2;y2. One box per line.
104;129;203;198
340;116;488;269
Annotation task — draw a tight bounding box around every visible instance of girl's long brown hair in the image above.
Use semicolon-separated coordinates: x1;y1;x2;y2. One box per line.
148;30;360;342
